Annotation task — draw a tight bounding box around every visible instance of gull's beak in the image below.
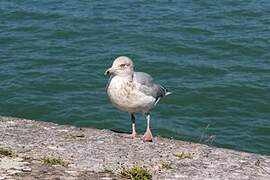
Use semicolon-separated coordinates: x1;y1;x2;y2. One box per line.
104;67;113;75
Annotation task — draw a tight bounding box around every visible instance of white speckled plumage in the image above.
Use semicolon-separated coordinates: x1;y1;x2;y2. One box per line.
105;56;171;142
107;75;156;113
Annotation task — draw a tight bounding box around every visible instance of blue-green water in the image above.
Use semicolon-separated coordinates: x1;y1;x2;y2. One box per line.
1;1;269;155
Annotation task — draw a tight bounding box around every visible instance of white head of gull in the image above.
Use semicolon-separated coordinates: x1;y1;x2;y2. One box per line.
105;56;171;142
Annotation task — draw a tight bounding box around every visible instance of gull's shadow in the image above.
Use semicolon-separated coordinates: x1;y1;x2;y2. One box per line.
110;129;130;134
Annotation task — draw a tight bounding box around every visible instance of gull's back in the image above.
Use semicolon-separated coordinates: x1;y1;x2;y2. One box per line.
133;72;170;104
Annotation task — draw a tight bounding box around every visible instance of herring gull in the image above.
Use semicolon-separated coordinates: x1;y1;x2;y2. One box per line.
104;56;171;142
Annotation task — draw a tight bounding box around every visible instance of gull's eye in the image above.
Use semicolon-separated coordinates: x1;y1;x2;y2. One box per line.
120;64;126;68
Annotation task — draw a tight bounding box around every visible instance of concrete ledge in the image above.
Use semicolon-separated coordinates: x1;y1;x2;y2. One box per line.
0;116;270;179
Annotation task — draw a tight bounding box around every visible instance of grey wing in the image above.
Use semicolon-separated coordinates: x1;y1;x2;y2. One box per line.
133;72;168;101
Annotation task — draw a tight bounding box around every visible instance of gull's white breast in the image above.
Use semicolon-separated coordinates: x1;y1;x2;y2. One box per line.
107;76;155;113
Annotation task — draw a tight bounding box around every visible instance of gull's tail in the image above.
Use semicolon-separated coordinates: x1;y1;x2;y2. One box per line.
154;86;172;106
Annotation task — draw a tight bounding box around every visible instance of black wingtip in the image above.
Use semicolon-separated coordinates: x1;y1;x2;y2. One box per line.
163;87;172;96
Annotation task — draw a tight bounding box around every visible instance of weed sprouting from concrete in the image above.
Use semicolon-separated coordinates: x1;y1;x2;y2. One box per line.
204;135;216;145
120;166;152;180
102;168;113;174
64;132;85;140
199;124;210;143
199;124;216;146
160;160;173;169
174;152;193;159
43;156;67;166
0;147;15;157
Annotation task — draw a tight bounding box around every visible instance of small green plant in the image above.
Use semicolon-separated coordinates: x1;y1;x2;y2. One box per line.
0;147;15;157
119;166;152;180
102;168;113;174
64;132;85;140
160;161;172;169
199;124;216;146
43;156;67;166
174;152;193;159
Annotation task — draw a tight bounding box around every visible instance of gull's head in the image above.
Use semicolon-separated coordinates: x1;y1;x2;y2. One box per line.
104;56;134;76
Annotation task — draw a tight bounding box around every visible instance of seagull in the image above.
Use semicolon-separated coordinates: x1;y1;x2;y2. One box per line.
104;56;171;142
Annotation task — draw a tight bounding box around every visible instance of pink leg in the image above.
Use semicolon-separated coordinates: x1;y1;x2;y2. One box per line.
142;113;153;142
143;129;153;142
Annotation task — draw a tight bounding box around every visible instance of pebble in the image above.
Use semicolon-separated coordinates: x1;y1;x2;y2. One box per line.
22;167;32;172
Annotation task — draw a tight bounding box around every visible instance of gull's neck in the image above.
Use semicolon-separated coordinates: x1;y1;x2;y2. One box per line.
114;73;133;82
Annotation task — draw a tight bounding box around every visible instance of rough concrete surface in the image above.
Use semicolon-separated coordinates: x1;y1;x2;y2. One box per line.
0;116;269;180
